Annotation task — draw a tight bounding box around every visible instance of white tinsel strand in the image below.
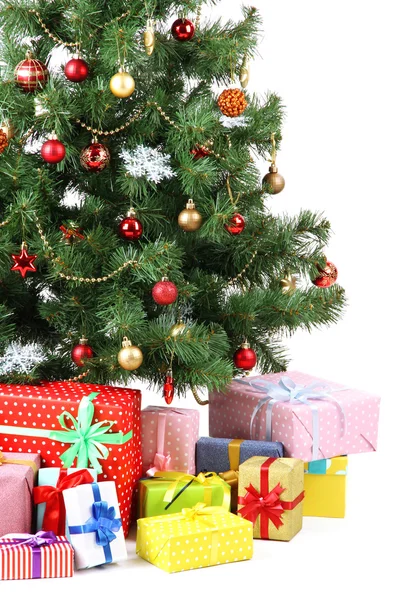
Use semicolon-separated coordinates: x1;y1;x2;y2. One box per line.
120;145;175;183
219;115;250;129
0;342;46;375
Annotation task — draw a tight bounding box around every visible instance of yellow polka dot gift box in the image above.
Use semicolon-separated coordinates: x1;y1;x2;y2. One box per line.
136;503;253;573
303;456;348;518
238;456;304;541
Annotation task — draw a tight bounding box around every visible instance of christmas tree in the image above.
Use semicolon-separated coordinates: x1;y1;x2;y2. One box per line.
0;0;345;400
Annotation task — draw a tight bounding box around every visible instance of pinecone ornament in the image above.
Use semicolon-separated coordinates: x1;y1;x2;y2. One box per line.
218;88;248;117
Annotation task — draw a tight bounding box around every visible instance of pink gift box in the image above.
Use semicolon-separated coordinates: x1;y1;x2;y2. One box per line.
209;371;381;462
141;406;199;476
0;452;40;536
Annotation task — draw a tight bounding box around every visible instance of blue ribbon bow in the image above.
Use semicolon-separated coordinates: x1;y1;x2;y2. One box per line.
69;483;122;564
236;375;347;461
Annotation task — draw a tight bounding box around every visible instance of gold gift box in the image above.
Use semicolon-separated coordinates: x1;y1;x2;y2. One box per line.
238;456;304;541
136;503;253;573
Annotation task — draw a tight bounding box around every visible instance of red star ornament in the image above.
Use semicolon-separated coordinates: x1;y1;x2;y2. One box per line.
11;244;37;277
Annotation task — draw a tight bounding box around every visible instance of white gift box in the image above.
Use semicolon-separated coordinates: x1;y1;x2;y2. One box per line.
62;481;127;569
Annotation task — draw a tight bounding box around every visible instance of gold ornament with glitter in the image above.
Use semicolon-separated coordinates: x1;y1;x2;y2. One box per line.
280;274;297;294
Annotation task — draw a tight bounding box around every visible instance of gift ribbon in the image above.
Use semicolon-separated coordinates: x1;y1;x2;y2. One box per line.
33;468;95;535
0;450;38;474
0;392;133;474
218;439;243;511
146;407;189;476
236;376;347;461
0;531;69;579
154;471;231;511
238;457;305;538
68;483;122;564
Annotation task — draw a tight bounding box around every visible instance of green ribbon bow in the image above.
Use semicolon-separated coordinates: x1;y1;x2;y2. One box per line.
48;392;132;474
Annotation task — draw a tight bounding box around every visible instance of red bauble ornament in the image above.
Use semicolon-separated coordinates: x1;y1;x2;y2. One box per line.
171;18;195;41
163;369;174;404
71;337;94;367
152;277;178;305
225;213;246;235
233;342;257;370
14;52;49;92
190;145;210;160
41;133;66;164
118;209;143;241
64;55;89;83
10;243;37;278
312;260;338;288
80;140;110;172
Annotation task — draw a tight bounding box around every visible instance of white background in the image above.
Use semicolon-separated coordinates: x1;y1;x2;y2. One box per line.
3;1;399;597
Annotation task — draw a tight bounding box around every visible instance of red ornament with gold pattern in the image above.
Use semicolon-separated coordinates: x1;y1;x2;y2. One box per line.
14;52;49;92
118;208;143;241
80;139;110;172
312;260;338;288
152;277;178;305
225;213;246;235
171;18;195;41
10;242;37;278
64;54;89;83
41;132;66;164
163;369;174;404
190;145;210;160
233;342;257;370
71;337;94;367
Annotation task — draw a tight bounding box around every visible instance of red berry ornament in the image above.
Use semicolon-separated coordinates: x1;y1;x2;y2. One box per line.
233;342;257;370
171;18;195;41
152;277;178;305
14;52;49;92
71;337;94;367
64;55;89;83
80;140;110;172
118;209;143;241
225;213;246;235
163;369;174;404
41;133;66;164
312;260;338;288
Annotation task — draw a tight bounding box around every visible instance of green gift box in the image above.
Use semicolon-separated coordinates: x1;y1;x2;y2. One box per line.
138;471;231;518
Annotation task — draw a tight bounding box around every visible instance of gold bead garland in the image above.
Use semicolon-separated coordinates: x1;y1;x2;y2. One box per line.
32;212;169;285
28;8;132;48
227;249;258;286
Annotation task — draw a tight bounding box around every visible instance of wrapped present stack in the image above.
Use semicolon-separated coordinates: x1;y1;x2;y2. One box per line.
0;369;380;578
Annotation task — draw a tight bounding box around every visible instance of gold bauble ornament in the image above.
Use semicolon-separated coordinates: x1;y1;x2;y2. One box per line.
239;54;250;89
170;320;187;337
178;199;203;232
117;336;143;370
144;21;155;56
280;274;297;294
262;164;285;194
109;68;135;98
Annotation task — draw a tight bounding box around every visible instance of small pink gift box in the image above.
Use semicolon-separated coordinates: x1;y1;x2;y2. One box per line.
141;406;199;476
0;452;40;537
209;371;380;462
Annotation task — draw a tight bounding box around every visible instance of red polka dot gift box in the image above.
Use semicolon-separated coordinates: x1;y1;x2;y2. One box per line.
0;381;141;537
208;371;381;463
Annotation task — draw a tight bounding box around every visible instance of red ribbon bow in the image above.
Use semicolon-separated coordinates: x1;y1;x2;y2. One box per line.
33;469;94;535
238;482;287;531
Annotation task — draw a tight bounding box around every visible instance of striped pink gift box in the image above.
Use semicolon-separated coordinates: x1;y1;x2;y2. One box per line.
0;533;74;580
